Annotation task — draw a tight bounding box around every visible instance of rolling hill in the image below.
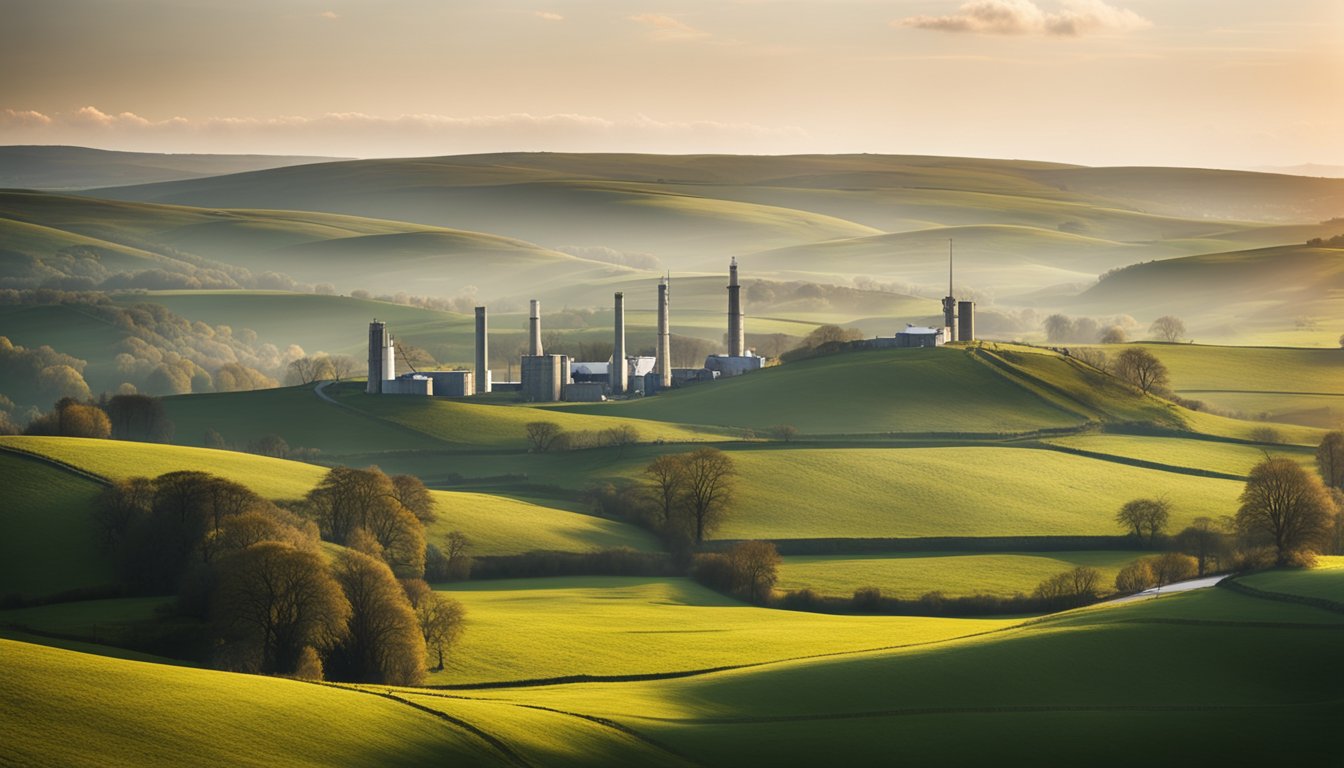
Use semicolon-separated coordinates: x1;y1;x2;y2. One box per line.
0;146;342;191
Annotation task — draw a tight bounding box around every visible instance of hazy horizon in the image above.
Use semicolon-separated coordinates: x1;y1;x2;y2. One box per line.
3;0;1340;168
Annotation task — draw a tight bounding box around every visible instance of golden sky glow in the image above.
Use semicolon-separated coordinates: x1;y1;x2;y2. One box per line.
2;0;1340;167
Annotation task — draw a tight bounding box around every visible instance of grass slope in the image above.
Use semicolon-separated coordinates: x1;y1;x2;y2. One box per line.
0;436;655;556
432;577;1015;685
559;347;1087;435
0;145;341;190
0;638;497;767
0;452;111;600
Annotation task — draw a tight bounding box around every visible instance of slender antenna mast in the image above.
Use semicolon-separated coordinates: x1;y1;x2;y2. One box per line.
948;238;954;298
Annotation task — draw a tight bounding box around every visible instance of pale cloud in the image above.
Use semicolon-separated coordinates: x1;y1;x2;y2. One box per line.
629;13;710;41
319;10;339;20
0;107;808;157
899;0;1151;37
534;11;563;22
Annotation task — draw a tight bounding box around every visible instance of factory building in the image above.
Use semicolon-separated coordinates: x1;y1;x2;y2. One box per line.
519;299;573;402
895;325;947;348
423;370;474;397
475;306;491;394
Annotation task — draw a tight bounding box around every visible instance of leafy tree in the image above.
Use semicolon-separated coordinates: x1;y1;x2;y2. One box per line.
771;424;799;442
1236;457;1337;565
405;585;467;671
680;448;737;544
1114;560;1156;594
1033;566;1102;604
1098;325;1127;344
391;474;436;523
327;550;426;685
1150;315;1186;342
211;541;350;676
25;399;111;438
1316;431;1344;489
1149;552;1198;586
524;421;563;452
1175;516;1229;576
441;530;472;580
104;394;174;442
305;466;426;577
727;541;780;604
1113;348;1169;394
1115;498;1171;545
1043;314;1074;343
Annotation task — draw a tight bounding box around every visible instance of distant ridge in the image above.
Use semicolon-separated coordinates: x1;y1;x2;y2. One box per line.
0;145;346;190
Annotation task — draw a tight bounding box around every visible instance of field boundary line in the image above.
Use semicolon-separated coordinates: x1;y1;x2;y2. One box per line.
1218;576;1344;615
0;442;111;486
307;681;534;768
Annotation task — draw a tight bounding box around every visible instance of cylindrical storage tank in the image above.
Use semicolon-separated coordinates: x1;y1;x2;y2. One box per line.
957;301;976;342
383;338;396;381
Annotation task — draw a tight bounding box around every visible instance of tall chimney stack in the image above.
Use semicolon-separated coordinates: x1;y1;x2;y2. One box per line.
611;291;627;394
475;306;491;394
528;299;543;356
367;320;387;394
656;276;671;388
727;258;744;356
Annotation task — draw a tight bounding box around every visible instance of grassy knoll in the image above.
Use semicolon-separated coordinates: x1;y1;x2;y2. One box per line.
715;446;1241;539
431;577;1016;685
1042;434;1314;477
0;639;497;768
559;347;1087;435
457;583;1343;765
0;597;170;638
424;492;658;556
775;551;1146;600
330;383;721;447
162;385;450;454
0;452;112;600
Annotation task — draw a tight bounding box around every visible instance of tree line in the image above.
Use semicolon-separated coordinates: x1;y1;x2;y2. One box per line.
94;465;468;684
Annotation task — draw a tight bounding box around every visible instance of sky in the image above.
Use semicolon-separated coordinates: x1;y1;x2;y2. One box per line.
1;0;1341;168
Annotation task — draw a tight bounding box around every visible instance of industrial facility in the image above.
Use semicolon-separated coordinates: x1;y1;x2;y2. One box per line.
364;253;972;399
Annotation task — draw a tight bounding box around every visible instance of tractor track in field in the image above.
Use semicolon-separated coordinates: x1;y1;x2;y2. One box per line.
310;682;534;768
404;689;705;767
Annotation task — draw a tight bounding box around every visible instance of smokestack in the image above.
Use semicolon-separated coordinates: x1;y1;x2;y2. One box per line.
383;336;396;381
367;320;387;394
728;258;744;356
528;299;543;356
656;275;671;388
475;306;491;394
611;291;627;394
942;239;958;341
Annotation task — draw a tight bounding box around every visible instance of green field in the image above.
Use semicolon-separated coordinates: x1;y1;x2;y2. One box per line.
1237;558;1344;603
430;577;1016;685
0;452;111;600
0;436;657;558
1043;434;1314;477
775;551;1147;599
713;446;1241;539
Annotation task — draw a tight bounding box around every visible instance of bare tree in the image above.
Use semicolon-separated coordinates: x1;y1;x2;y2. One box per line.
1073;348;1109;374
328;355;358;382
1316;431;1344;489
1043;314;1074;343
771;424;799;442
1114;560;1155;594
1115;498;1171;545
287;356;320;385
1236;457;1336;565
1150;315;1186;343
1114;347;1169;394
442;530;473;580
1148;552;1198;586
417;593;466;671
524;421;563;452
391;474;437;523
680;448;737;544
644;453;688;536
